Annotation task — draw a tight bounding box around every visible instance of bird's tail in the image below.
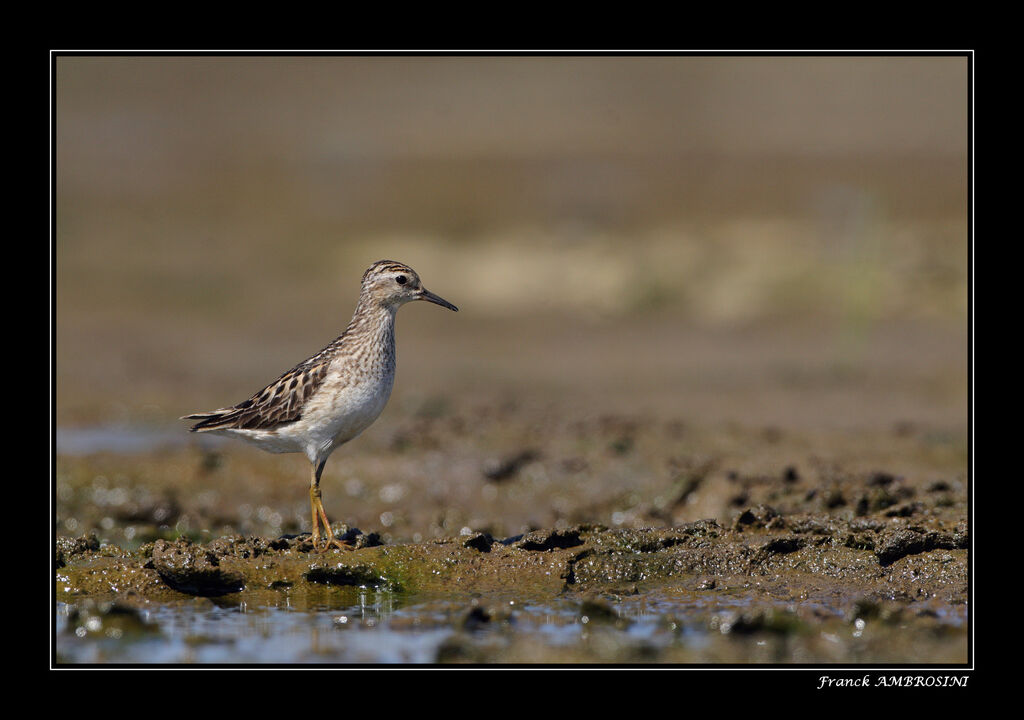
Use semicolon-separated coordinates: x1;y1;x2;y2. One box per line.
180;408;241;432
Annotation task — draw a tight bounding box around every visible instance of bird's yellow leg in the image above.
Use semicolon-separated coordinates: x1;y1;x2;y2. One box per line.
315;497;352;551
310;466;323;551
310;460;351;552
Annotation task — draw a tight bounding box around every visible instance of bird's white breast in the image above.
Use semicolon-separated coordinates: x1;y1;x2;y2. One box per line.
305;357;395;450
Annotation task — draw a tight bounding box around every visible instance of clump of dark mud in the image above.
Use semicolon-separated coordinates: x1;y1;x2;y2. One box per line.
509;527;584;551
483;450;540;481
147;537;245;596
55;533;100;568
874;525;968;567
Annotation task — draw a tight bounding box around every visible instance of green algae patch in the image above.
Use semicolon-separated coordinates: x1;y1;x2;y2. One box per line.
299;540;575;597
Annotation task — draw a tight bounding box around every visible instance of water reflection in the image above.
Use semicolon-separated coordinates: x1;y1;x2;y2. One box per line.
56;587;420;664
54;586;968;665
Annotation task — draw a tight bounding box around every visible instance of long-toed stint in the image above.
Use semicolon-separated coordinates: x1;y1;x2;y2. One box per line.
182;260;458;551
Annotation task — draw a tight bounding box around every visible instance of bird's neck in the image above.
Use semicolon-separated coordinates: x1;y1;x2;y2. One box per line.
341;296;398;371
348;295;397;333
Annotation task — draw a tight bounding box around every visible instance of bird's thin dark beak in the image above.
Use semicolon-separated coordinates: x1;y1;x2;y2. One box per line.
419;288;459;312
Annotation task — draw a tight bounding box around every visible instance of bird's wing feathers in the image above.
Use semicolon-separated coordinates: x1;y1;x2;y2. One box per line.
183;357;331;432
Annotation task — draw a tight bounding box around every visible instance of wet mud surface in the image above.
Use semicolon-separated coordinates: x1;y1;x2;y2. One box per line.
54;523;968;663
56;414;969;664
57;514;968;605
55;345;968;664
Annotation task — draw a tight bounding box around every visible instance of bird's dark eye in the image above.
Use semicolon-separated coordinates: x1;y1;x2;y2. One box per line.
396;275;408;285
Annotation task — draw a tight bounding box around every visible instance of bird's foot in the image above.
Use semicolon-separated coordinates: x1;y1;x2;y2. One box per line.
322;538;354;553
310;530;354;553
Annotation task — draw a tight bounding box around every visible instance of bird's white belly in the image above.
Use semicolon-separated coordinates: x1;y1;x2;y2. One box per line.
303;371;395;451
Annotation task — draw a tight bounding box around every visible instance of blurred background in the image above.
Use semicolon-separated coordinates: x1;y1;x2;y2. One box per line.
54;55;969;542
55;55;968;427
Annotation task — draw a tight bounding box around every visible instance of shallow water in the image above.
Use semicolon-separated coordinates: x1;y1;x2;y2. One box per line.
52;594;728;664
55;425;213;455
56;590;581;664
58;591;449;664
54;583;967;665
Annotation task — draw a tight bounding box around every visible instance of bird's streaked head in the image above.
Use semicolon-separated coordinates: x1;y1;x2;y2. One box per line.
361;260;458;312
